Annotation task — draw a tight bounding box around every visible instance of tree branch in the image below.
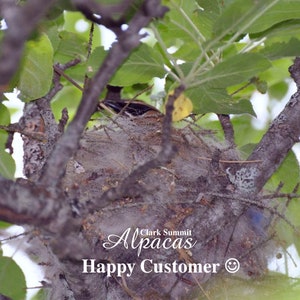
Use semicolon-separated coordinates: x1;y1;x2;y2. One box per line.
39;0;168;188
0;0;57;88
72;0;133;33
217;114;236;147
0;177;62;226
244;57;300;194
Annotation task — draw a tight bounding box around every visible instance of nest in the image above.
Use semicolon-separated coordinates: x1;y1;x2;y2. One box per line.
61;114;273;299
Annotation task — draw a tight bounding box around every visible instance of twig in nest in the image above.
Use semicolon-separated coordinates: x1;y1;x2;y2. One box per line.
197;156;262;164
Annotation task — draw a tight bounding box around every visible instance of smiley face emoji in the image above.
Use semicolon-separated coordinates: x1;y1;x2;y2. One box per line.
225;258;240;273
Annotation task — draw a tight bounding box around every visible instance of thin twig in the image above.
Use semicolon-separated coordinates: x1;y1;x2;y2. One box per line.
217;114;236;147
197;156;262;164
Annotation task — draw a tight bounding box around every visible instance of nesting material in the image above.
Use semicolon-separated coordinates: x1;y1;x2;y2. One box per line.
63;115;272;299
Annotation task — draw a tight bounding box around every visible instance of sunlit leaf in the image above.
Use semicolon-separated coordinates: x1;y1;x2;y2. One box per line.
51;85;82;121
154;0;224;63
54;30;88;63
198;53;271;88
0;255;26;300
0;150;15;179
86;46;107;77
0;221;11;229
232;120;265;148
195;0;223;38
260;58;292;87
0;103;10;149
214;0;265;37
159;0;205;45
63;11;101;51
247;0;300;34
30;288;49;300
266;150;300;193
200;273;300;300
167;91;193;121
17;34;53;102
214;0;300;37
112;44;166;86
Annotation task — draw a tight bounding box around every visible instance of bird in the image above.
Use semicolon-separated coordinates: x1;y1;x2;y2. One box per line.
98;85;162;117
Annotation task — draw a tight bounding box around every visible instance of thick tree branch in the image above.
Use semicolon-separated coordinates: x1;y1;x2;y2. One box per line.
0;177;62;226
244;57;300;194
72;0;133;33
39;0;168;188
0;0;57;88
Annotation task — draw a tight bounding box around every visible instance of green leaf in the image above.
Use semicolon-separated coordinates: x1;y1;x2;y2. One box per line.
213;0;267;37
0;103;10;149
198;53;271;88
54;30;88;63
63;11;101;51
266;150;300;193
186;85;256;115
195;0;223;38
233;119;265;148
30;288;49;300
260;38;300;60
0;104;14;183
111;44;165;86
250;19;300;41
87;44;166;86
0;255;26;300
247;0;300;34
255;80;268;94
260;58;292;88
159;0;205;45
86;46;107;77
0;221;11;229
17;34;54;102
202;273;300;300
63;62;88;85
214;0;300;37
0;150;16;179
268;81;289;100
51;85;82;121
156;0;223;62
